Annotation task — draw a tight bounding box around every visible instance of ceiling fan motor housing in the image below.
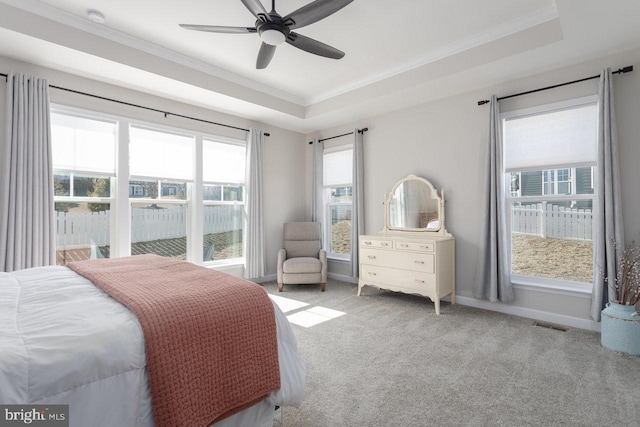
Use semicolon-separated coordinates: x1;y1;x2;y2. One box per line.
257;15;289;46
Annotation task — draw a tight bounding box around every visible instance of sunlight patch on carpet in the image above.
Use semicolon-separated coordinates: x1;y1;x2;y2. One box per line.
269;294;310;313
286;306;346;328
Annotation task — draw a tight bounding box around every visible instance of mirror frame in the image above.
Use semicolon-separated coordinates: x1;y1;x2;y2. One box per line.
383;174;449;235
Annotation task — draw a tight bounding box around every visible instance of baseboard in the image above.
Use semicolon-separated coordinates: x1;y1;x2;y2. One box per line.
455;295;601;332
253;273;357;285
327;272;359;284
253;274;276;284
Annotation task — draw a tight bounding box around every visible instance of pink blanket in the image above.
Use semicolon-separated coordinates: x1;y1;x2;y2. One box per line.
68;254;280;427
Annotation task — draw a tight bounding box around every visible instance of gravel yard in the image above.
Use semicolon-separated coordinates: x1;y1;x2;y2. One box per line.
511;234;593;283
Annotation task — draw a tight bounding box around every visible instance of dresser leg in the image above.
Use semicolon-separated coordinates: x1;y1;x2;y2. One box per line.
357;285;362;296
450;292;456;305
434;299;440;315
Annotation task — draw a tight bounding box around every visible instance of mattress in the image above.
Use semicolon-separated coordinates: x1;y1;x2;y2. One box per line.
0;265;306;427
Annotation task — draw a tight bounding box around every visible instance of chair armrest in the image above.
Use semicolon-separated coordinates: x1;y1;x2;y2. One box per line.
277;248;286;284
319;249;327;282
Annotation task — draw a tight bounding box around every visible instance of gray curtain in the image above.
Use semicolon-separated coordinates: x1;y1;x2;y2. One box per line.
591;68;625;320
311;138;323;223
244;128;265;279
473;95;514;302
351;129;364;277
0;72;55;272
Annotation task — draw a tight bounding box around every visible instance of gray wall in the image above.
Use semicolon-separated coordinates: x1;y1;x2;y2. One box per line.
0;56;308;278
307;47;640;329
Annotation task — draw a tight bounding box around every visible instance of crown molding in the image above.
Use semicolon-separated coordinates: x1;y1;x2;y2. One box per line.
0;0;305;106
305;4;560;106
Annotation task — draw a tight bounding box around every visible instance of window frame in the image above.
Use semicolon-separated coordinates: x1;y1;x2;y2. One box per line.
322;145;353;261
51;108;118;264
202;137;247;266
501;96;598;292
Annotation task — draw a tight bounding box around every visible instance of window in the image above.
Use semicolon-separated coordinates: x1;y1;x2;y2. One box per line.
202;139;246;264
323;146;353;260
51;105;249;267
502;96;598;286
51;111;117;265
129;125;193;260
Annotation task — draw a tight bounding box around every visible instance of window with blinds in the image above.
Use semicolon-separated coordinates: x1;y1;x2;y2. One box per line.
202;138;246;264
51;111;117;264
323;146;353;260
502;96;598;287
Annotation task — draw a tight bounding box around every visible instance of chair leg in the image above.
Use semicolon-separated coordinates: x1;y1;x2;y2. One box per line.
278;282;283;292
321;282;326;292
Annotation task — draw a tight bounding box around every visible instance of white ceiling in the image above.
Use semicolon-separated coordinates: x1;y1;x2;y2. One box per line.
0;0;639;133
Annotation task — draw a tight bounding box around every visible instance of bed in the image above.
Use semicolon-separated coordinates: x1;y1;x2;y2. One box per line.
0;255;306;427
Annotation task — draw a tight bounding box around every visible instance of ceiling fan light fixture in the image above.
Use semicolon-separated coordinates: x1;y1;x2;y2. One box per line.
260;29;286;46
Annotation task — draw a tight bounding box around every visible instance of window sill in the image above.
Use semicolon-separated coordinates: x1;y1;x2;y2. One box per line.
327;256;351;264
204;259;244;271
511;275;592;299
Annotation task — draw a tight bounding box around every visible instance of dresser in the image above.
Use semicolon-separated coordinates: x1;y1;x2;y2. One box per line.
358;174;455;314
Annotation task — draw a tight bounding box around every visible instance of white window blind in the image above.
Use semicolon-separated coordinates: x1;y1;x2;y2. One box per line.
503;102;598;172
129;126;194;181
324;148;353;186
203;139;246;183
51;112;117;175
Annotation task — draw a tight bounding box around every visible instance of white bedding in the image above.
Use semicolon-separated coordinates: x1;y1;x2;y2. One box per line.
0;266;306;427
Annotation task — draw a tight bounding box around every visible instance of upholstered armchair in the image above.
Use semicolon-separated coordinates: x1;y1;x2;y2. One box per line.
277;222;327;292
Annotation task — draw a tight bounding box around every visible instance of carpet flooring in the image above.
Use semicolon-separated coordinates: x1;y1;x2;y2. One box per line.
262;280;640;427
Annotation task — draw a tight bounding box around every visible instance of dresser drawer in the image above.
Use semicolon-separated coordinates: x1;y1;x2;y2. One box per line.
360;238;392;249
361;264;436;293
394;241;434;252
360;248;434;273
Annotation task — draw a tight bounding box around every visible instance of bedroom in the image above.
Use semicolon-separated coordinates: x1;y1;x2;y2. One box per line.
1;0;640;426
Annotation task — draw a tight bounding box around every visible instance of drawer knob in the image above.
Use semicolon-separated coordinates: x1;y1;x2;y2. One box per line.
364;241;372;245
415;279;425;283
414;260;425;264
368;255;376;259
400;244;409;248
420;245;430;249
368;272;377;276
381;242;389;246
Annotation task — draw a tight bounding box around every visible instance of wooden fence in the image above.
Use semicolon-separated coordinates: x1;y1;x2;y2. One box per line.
511;203;592;241
56;204;244;247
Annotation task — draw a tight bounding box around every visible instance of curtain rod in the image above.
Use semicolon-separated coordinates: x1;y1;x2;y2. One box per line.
477;65;634;106
0;72;270;136
308;127;368;144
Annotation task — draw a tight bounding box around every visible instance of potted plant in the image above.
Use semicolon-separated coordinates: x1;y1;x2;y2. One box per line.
601;240;640;356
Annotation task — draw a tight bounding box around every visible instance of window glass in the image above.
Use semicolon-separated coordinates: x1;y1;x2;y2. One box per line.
504;99;597;286
131;203;187;259
52;111;116;265
129;126;192;258
203;204;244;262
204;185;222;201
323;147;353;259
128;179;187;200
202;139;246;263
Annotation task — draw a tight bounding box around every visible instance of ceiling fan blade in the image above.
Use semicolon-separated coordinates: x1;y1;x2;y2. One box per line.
241;0;270;21
179;24;257;34
283;0;353;30
256;42;277;69
286;32;344;59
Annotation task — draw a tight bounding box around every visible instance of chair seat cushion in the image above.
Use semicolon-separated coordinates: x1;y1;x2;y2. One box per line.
283;257;322;274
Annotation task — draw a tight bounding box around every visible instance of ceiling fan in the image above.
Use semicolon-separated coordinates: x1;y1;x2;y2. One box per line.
179;0;354;69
